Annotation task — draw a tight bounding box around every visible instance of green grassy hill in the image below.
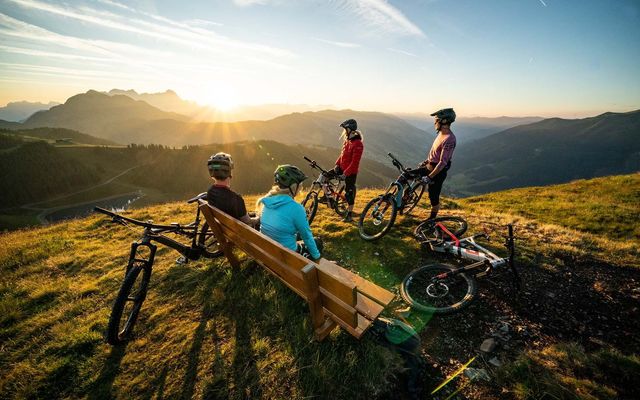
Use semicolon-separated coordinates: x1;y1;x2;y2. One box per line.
1;177;638;399
1;127;118;146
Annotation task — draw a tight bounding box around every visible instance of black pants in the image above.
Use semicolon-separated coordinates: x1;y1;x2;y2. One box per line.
296;238;324;260
428;169;448;207
344;174;357;206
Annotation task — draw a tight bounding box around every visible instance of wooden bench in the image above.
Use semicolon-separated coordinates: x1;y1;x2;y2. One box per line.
198;201;395;341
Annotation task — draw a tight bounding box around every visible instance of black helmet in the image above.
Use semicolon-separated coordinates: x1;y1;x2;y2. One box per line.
274;164;307;188
430;108;456;124
339;119;357;131
207;152;233;178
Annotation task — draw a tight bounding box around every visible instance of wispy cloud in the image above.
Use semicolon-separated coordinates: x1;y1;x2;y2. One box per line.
334;0;425;37
313;38;361;48
387;47;417;57
6;0;293;59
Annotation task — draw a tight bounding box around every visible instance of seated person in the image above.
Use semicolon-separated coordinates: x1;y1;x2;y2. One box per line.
257;164;322;261
206;152;258;227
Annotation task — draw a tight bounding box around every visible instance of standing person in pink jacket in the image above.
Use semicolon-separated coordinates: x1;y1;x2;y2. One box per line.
333;118;364;222
414;108;457;220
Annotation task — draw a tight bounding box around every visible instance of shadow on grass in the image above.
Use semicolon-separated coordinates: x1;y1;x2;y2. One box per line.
87;343;127;400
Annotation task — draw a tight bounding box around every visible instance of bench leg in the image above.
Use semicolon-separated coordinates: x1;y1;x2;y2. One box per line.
301;264;335;341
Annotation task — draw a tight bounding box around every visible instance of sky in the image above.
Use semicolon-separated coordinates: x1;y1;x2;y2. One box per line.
0;0;639;117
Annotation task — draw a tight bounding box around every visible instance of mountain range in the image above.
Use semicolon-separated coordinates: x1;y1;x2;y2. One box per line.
0;101;59;122
106;89;331;122
396;112;544;142
447;110;640;195
3;89;638;198
17;90;430;163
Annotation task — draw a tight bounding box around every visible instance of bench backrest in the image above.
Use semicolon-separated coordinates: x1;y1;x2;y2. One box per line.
198;201;394;339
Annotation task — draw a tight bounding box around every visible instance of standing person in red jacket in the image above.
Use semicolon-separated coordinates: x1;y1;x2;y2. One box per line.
334;118;364;222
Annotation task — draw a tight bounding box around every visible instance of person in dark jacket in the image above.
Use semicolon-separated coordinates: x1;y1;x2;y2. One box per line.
334;118;364;222
206;152;258;227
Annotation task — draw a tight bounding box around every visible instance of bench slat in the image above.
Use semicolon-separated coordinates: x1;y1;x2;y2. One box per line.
318;288;358;328
222;230;307;298
318;259;395;306
356;293;386;321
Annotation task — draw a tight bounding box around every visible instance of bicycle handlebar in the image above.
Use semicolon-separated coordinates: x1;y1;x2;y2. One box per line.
303;155;329;174
387;152;408;173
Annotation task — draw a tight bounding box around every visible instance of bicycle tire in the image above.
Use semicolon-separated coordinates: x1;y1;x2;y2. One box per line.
302;191;318;225
413;216;468;242
197;223;223;258
106;264;151;345
403;183;425;215
358;195;398;241
332;187;349;217
401;264;476;314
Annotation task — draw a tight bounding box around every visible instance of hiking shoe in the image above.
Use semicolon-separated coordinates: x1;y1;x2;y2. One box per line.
342;211;353;222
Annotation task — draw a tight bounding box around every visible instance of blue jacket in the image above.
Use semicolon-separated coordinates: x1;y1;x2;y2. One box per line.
258;194;320;259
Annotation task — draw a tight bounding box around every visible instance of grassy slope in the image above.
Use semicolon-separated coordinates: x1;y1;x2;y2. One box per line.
460;173;640;241
1;176;639;399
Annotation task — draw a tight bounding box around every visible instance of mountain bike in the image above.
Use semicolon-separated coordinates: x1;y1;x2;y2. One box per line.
357;153;427;241
401;220;520;314
301;156;348;224
94;192;222;345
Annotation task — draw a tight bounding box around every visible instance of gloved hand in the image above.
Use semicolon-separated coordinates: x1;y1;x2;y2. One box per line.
333;165;343;175
421;176;433;185
339;174;346;180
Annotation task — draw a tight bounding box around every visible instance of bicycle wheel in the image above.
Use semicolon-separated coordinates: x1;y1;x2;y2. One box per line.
106;264;151;345
401;264;476;314
302;191;319;224
413;216;468;242
197;223;223;258
402;183;425;215
358;195;398;241
332;188;349;217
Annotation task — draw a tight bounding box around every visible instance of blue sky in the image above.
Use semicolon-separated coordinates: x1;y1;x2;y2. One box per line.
0;0;638;117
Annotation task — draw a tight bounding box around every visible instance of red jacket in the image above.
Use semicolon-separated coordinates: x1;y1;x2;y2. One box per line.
336;134;364;176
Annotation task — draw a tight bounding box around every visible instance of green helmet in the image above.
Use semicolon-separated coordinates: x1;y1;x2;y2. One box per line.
430;108;456;124
274;164;307;188
207;152;233;178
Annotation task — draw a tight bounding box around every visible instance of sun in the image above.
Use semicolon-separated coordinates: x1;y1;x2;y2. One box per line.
187;83;240;112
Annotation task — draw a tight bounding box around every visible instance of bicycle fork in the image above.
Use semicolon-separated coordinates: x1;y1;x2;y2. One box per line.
125;239;157;277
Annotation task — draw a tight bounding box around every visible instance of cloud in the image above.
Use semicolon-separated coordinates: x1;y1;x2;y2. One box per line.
313;38;361;48
387;47;417;57
334;0;425;37
6;0;293;59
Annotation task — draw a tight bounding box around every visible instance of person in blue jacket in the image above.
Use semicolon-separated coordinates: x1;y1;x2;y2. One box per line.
258;164;322;261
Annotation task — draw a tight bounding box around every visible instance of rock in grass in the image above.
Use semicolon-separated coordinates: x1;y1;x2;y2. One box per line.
464;367;491;382
480;338;497;353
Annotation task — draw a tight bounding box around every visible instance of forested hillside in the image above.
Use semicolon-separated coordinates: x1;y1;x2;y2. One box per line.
448;110;640;196
1;127;117;146
0;140;101;207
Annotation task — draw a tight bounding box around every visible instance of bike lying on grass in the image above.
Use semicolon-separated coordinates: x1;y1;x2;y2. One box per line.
401;218;520;314
358;153;427;241
301;156;348;224
94;192;222;345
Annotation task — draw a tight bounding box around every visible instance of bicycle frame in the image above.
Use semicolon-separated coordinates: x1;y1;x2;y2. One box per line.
94;192;211;262
303;156;346;202
376;153;423;209
429;224;520;287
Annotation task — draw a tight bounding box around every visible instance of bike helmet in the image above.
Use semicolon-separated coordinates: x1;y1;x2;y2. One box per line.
207;152;234;178
339;118;358;131
274;164;308;188
430;108;456;124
